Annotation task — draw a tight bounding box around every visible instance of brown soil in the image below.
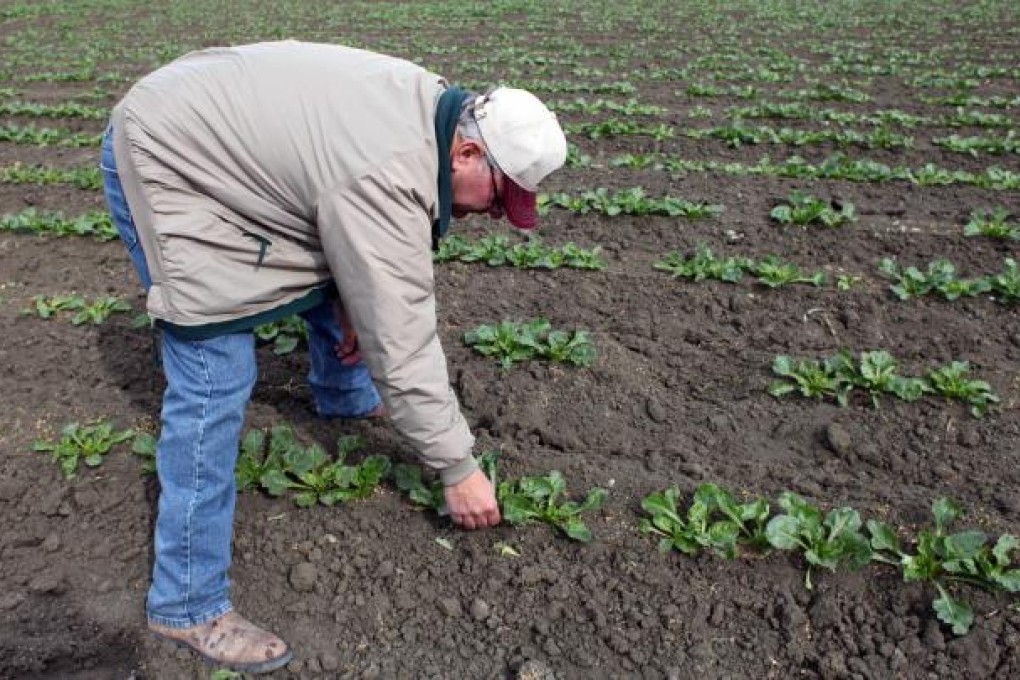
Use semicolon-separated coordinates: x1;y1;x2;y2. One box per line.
1;2;1019;679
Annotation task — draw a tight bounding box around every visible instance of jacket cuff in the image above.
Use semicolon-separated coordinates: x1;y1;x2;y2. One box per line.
440;455;480;487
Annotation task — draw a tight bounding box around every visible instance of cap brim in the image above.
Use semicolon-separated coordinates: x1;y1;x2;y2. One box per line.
502;177;538;230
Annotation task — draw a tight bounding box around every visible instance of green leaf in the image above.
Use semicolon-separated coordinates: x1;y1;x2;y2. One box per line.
933;585;974;635
867;520;903;555
766;515;803;550
933;498;962;534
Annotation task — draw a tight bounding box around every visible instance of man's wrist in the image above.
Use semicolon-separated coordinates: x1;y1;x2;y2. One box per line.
440;455;480;487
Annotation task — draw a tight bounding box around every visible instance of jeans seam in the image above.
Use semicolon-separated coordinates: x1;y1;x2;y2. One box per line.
183;342;213;620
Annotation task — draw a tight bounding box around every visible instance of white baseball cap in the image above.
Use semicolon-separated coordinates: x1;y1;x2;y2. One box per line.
473;87;567;229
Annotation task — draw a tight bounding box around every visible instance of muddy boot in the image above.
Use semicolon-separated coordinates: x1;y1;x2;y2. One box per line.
149;611;292;674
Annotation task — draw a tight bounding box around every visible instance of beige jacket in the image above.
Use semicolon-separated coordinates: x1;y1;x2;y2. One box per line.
111;41;477;484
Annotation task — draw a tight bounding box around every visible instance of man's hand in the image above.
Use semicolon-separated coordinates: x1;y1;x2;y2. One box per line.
445;469;501;530
332;300;362;366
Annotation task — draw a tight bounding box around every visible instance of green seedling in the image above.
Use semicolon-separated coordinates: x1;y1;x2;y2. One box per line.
655;244;750;283
559;242;606;270
964;208;1020;241
483;452;606;542
33;421;134;478
70;296;132;325
765;492;872;590
877;258;987;301
770;190;855;227
868;498;1020;635
254;314;307;355
261;434;390;507
926;361;999;417
435;235;604;270
544;188;721;218
464;318;595;370
463;319;546;370
496;471;607;542
989;258;1020;302
132;431;157;475
0;207;116;241
641;484;769;558
836;274;862;290
541;329;596;367
768;354;854;405
235;426;286;491
393;463;445;512
460;234;510;266
854;350;929;406
28;293;85;318
750;256;825;288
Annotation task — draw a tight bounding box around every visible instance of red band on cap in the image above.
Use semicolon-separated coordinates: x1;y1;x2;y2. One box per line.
502;177;538;230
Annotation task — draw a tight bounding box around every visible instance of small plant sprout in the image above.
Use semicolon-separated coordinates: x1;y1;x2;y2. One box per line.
750;256;825;288
768;354;854;405
770;190;855;227
33;421;135;478
867;498;1020;635
765;493;872;590
28;293;84;318
132;431;157;474
481;452;607;542
654;244;750;283
964;208;1019;241
854;350;929;406
70;295;133;325
26;293;131;324
464;318;595;370
260;434;390;507
989;258;1020;303
836;274;863;290
640;484;769;558
254;315;307;355
926;361;999;417
878;258;990;301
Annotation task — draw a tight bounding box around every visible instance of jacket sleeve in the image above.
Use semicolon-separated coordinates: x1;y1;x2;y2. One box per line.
315;155;478;486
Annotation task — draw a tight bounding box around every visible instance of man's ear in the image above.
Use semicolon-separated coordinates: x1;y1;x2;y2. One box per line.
451;137;484;172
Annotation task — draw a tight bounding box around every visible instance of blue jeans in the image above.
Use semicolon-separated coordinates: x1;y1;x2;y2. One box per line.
101;127;380;627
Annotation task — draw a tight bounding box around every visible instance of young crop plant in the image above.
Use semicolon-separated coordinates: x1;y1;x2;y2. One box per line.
482;452;607;543
131;431;157;475
0;163;102;190
933;132;1020;156
770;190;856;227
878;258;991;302
397;452;607;542
640;484;769;558
868;498;1020;635
964;208;1019;241
0;123;101;147
435;235;606;270
750;256;825;288
770;350;996;417
1;208;118;240
33;421;135;478
765;492;872;590
463;318;595;371
27;294;132;324
254;314;307;355
654;244;751;283
260;433;390;507
393;463;445;512
543;188;721;218
926;362;999;418
768;354;854;406
852;351;929;406
989;258;1020;303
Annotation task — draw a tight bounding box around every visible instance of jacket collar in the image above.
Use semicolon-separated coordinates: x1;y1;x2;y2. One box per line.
433;86;469;249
